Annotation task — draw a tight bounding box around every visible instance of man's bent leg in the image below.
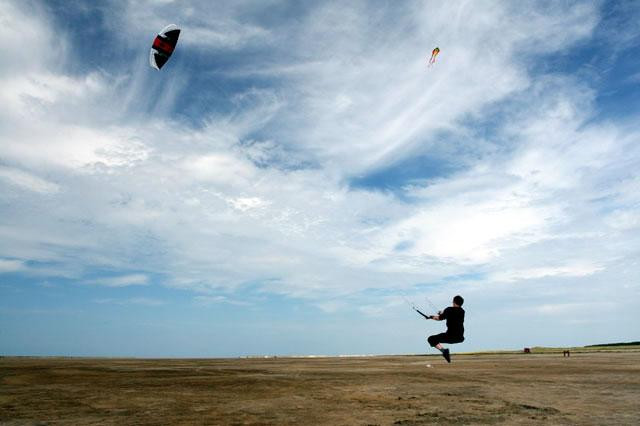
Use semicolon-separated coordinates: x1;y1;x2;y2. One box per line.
428;333;449;347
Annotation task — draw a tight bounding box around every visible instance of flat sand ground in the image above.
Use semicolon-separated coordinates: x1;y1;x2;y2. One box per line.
1;351;639;425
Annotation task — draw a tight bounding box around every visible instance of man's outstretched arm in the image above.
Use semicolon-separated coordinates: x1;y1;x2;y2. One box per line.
424;310;443;321
415;308;438;320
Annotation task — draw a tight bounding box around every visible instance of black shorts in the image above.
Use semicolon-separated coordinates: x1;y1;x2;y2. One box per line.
428;333;464;347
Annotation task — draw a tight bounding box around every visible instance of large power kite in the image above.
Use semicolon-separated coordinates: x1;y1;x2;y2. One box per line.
428;47;440;67
150;24;181;70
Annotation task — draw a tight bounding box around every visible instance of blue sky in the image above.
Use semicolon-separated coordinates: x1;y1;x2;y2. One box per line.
1;0;639;357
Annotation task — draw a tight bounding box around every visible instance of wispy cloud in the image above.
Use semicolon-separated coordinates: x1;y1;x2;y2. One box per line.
625;71;640;83
87;274;150;287
0;258;26;273
0;166;59;194
491;264;604;283
94;297;165;306
193;295;251;306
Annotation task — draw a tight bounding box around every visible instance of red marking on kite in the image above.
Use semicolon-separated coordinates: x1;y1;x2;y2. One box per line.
153;37;174;53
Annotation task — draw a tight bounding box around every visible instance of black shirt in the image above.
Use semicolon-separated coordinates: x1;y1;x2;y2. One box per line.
441;306;465;337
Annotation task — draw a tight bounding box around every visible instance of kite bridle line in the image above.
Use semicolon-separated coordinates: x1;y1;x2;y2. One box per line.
401;293;434;320
424;295;440;314
401;294;418;311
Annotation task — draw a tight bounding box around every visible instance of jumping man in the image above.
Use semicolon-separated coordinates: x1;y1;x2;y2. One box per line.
415;295;465;363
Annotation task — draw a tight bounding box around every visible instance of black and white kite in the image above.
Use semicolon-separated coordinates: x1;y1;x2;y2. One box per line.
149;24;181;70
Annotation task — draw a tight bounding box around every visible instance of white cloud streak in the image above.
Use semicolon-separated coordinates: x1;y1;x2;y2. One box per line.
0;166;59;194
87;274;150;287
0;258;26;273
94;297;165;306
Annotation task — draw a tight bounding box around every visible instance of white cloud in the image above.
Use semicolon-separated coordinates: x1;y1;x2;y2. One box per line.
227;196;268;212
2;124;151;171
316;300;348;314
94;297;165;306
109;0;274;51
0;1;62;77
193;295;251;306
246;1;599;176
184;22;271;49
0;258;25;273
605;210;640;230
184;153;256;183
0;73;105;114
524;301;615;317
88;274;150;287
0;166;59;194
491;264;604;283
373;193;555;265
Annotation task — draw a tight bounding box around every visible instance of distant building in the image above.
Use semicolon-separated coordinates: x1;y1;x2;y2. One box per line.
524;347;531;353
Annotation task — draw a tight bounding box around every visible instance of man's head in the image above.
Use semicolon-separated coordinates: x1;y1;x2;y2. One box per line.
453;295;464;307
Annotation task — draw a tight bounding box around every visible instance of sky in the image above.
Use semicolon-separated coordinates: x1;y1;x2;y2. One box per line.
1;0;639;357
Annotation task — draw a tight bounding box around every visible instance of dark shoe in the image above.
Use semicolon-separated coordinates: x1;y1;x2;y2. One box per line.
442;348;451;363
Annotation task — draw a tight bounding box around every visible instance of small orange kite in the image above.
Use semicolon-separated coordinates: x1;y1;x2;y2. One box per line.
428;47;440;67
